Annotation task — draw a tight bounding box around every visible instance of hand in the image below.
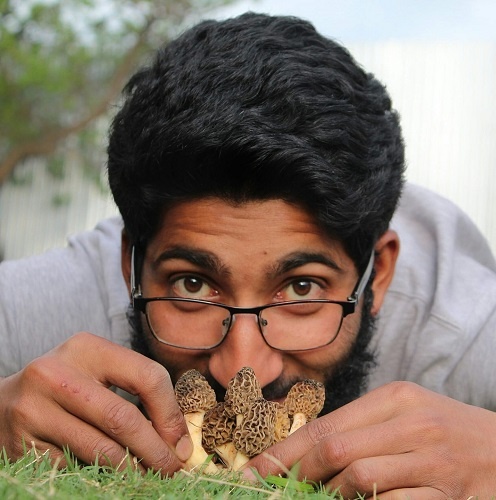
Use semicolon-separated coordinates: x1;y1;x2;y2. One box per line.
245;382;496;498
0;332;192;473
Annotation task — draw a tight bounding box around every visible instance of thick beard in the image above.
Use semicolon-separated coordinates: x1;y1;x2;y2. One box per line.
128;285;377;415
318;285;377;414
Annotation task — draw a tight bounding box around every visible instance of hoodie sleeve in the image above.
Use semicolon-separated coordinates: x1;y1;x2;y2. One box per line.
0;217;129;377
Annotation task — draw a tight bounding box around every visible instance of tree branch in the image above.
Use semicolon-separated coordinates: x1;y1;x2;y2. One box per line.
0;21;153;186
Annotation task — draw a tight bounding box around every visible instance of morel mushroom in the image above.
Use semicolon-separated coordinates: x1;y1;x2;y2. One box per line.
202;402;237;469
224;366;262;426
232;397;276;470
174;369;218;473
284;379;325;435
272;401;290;443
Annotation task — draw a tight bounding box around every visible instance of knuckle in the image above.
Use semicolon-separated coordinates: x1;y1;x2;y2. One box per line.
56;331;94;354
304;415;340;445
384;380;424;407
345;459;376;491
69;331;96;345
22;357;53;385
164;407;188;434
140;362;172;393
8;398;31;429
320;434;350;468
146;448;180;474
21;351;75;393
247;448;286;477
412;409;447;443
2;430;30;459
103;400;141;436
85;437;121;465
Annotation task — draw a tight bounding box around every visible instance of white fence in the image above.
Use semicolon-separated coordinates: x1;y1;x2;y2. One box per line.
0;157;118;260
1;41;495;260
350;41;496;252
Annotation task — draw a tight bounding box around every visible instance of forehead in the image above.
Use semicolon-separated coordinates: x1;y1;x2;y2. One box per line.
146;197;351;269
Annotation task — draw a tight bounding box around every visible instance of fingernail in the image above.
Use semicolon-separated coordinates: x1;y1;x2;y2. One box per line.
175;434;193;462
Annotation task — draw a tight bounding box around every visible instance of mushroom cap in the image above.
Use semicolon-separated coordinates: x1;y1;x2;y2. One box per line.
271;401;290;443
232;398;276;458
224;367;262;418
174;369;217;414
202;402;236;453
284;379;325;420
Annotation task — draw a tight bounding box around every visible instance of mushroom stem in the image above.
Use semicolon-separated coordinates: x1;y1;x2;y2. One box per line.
174;369;218;474
288;412;307;435
184;411;218;473
214;442;237;469
202;402;237;470
273;402;290;443
232;450;250;471
284;380;325;436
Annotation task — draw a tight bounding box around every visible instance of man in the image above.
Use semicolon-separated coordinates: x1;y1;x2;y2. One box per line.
1;13;496;497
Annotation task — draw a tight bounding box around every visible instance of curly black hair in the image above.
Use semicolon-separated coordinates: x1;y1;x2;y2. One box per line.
108;12;405;271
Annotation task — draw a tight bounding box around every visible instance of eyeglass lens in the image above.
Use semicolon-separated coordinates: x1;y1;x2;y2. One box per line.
145;299;344;350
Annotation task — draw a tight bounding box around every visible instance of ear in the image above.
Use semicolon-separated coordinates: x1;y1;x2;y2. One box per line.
121;230;132;295
371;230;400;316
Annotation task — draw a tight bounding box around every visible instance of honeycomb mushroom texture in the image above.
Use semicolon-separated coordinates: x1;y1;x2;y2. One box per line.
224;366;262;419
285;379;326;421
233;398;276;458
174;369;218;474
202;402;236;452
175;369;217;413
272;402;290;443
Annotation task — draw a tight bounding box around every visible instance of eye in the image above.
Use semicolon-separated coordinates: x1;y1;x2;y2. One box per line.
291;280;313;296
276;279;324;301
171;276;218;300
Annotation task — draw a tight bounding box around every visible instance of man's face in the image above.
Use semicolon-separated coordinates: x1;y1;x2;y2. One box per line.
123;197;387;411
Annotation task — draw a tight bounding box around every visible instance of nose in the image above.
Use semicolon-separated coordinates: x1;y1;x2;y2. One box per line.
208;313;284;389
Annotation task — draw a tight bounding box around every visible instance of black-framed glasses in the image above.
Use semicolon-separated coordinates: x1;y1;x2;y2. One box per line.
130;247;374;351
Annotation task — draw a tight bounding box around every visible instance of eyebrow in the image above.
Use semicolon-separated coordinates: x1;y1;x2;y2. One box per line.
153;246;230;276
269;251;343;278
153;247;342;280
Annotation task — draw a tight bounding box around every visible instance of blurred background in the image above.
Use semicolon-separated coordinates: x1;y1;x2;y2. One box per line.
1;0;495;260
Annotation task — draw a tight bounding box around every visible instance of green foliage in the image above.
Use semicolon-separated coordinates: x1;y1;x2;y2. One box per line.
0;446;355;499
51;192;71;207
0;0;235;185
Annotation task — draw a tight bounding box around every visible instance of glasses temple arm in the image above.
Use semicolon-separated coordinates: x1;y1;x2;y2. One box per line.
348;249;375;301
130;245;143;301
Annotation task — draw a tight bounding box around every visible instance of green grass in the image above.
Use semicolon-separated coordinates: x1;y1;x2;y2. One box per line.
0;446;356;499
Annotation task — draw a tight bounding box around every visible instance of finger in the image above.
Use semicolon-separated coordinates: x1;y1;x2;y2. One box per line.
9;386;147;474
246;382;436;478
54;333;192;463
375;487;446;500
294;410;442;483
38;406;146;473
325;453;438;498
18;440;68;467
45;364;184;473
24;436;145;474
128;361;193;463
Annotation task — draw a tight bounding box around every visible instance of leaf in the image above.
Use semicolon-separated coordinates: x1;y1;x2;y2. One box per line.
0;0;238;187
264;474;317;493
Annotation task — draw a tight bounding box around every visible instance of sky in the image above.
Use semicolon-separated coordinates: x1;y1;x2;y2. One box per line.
208;0;496;44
